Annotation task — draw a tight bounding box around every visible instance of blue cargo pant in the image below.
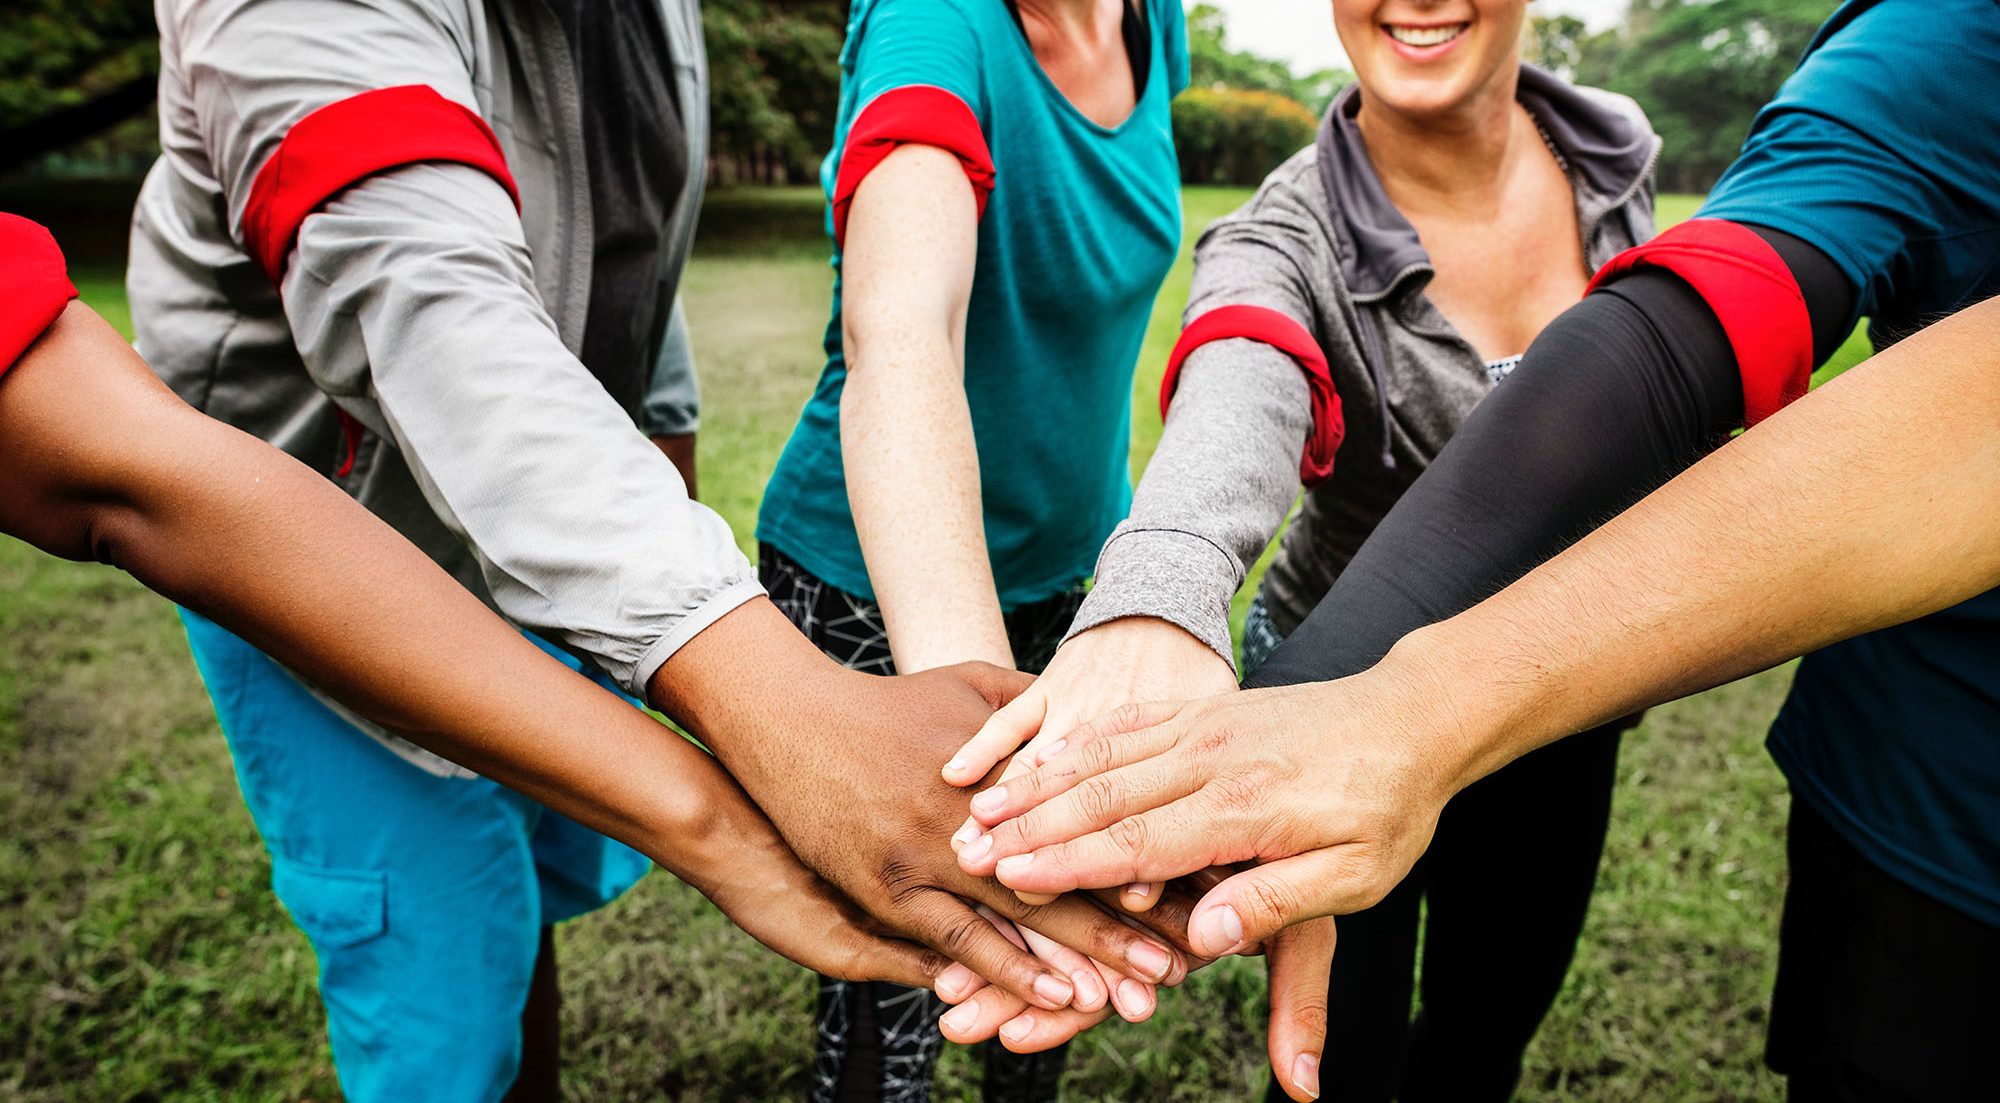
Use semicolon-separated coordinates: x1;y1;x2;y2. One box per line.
179;610;651;1103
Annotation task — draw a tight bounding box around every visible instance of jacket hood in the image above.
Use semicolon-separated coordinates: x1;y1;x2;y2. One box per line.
1315;63;1659;301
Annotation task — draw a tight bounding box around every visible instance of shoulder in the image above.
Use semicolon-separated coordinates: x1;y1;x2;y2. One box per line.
1197;146;1339;267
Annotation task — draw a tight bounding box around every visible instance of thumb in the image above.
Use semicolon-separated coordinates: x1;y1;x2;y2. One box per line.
943;683;1048;786
952;660;1038;711
1266;917;1334;1101
1190;848;1371;957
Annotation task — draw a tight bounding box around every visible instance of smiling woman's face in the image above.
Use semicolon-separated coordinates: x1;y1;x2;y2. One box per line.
1333;0;1529;120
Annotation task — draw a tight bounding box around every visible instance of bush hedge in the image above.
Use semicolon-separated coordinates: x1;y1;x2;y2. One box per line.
1171;87;1319;187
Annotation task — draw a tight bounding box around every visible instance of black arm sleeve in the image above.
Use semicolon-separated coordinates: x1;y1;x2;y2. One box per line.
1244;227;1854;690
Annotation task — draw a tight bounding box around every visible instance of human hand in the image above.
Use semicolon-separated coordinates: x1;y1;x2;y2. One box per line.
944;616;1239;908
956;655;1464;959
931;885;1335;1103
670;764;952;987
653;600;1193;1013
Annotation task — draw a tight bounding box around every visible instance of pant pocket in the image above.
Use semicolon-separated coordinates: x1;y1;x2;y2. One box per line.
272;857;389;951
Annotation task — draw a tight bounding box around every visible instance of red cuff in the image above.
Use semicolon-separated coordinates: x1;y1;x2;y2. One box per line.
0;214;80;382
1162;305;1345;486
242;85;521;283
1586;218;1812;427
831;86;995;246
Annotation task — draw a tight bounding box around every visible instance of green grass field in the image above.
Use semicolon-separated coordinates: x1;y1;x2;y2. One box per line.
0;188;1871;1101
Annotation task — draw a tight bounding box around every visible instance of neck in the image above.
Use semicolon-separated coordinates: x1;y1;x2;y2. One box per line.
1013;0;1121;39
1355;68;1528;214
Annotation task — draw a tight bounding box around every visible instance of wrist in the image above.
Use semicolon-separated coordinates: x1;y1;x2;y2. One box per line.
646;597;860;784
1371;624;1530;801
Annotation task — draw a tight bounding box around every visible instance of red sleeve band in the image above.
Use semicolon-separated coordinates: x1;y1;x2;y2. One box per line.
831;86;995;247
0;214;80;383
1585;218;1812;427
242;85;521;283
1162;305;1345;486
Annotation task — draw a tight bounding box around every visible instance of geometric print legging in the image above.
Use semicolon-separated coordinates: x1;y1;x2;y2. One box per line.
759;544;1082;1103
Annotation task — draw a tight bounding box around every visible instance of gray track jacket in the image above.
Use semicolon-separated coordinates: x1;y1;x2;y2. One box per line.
129;0;759;769
1071;66;1659;665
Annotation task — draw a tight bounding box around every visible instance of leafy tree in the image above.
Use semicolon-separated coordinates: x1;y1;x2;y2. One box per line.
0;0;159;174
703;0;846;185
1568;0;1842;192
1186;2;1350;115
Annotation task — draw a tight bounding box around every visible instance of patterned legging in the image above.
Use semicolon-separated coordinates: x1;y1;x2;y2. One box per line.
759;544;1082;1103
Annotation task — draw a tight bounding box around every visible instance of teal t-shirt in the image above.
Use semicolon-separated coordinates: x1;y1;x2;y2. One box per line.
756;0;1187;608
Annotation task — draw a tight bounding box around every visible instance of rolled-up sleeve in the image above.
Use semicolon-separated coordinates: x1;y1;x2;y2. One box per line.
184;0;760;696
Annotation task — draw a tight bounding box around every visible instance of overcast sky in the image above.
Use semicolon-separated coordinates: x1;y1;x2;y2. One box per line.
1202;0;1630;74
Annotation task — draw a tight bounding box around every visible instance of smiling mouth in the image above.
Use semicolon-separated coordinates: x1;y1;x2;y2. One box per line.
1385;23;1469;47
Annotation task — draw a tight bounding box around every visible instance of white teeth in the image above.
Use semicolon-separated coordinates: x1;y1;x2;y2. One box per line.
1387;23;1467;47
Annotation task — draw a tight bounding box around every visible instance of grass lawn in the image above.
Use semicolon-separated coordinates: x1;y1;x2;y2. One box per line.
0;187;1871;1101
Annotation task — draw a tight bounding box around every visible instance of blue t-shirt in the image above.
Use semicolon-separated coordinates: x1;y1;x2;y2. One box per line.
756;0;1187;609
1699;0;2000;925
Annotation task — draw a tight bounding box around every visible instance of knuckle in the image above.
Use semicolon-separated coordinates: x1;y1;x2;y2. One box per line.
1242;876;1299;927
1204;771;1263;813
1108;814;1152;859
1075;775;1121;825
936;913;987;959
1288;995;1330;1038
1079;735;1120;775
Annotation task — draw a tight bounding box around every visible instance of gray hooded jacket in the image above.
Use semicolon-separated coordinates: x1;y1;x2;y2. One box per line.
1070;66;1660;665
128;0;759;771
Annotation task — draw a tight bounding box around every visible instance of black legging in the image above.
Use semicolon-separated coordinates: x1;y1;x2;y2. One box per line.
1248;227;1852;1102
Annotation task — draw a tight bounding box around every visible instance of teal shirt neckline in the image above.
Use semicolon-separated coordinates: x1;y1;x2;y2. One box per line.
757;0;1187;609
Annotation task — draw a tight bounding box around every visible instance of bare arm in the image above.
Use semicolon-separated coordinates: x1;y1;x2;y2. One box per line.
1397;293;2000;789
0;301;937;985
840;144;1011;672
961;295;2000;952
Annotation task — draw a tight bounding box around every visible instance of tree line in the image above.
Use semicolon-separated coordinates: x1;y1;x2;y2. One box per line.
3;0;1844;194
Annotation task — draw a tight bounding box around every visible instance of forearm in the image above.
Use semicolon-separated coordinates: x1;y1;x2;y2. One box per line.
1069;346;1311;664
839;142;1006;672
1392;297;2000;789
844;346;1012;671
0;306;746;881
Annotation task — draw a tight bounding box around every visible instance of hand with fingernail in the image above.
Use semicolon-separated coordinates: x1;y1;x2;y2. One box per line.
941;616;1239;911
949;672;1466;1103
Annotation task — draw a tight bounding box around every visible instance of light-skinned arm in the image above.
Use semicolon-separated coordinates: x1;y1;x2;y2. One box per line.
961;294;2000;954
840;143;1013;674
833;142;1173;1027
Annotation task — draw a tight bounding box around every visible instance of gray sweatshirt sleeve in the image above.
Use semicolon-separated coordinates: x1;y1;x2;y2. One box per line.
1067;156;1330;666
180;0;760;698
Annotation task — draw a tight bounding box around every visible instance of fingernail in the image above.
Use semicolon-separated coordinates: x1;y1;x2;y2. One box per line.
1123;882;1153;905
1125;940;1172;982
1032;973;1073;1008
943;757;968;778
940;1002;980;1036
1070;969;1105;1012
1292;1053;1321;1100
1116;978;1155;1021
1197;905;1244;955
962;834;993;862
999;1013;1035;1044
951;820;980;848
970;788;1007;817
1035;739;1066;763
995;853;1033;879
935;969;973;1002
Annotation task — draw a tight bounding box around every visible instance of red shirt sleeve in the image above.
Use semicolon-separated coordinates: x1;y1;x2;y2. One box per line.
1163;305;1346;486
0;213;80;384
